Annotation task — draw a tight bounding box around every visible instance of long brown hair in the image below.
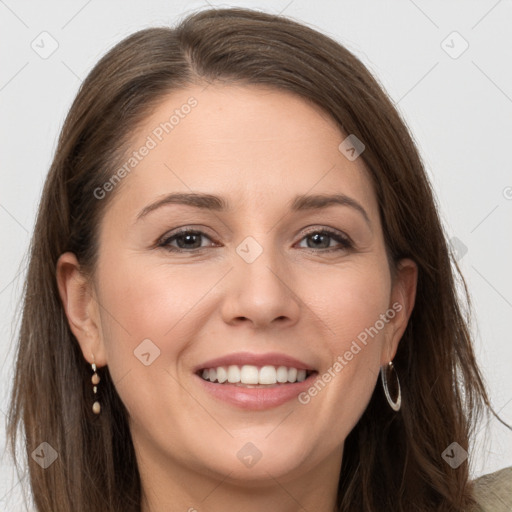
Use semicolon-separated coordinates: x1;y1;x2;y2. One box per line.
7;7;506;511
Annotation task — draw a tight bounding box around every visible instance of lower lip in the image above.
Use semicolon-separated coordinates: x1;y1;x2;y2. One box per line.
194;372;318;410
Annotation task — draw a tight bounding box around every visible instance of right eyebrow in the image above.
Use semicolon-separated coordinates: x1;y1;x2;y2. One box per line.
136;192;228;221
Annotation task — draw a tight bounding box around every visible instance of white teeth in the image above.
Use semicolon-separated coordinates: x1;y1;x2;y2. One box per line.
200;364;312;384
259;365;277;385
276;366;288;383
287;367;297;382
240;365;259;384
216;366;228;383
227;365;240;383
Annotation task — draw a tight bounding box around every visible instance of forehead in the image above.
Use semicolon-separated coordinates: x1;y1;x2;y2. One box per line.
109;83;378;221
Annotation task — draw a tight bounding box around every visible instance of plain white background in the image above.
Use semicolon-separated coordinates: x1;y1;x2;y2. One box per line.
1;0;511;509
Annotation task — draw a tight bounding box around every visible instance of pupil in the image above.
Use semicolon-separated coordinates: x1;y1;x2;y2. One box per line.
179;234;200;248
309;233;328;248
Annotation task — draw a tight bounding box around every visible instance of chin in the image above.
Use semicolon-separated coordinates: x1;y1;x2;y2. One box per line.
194;439;312;485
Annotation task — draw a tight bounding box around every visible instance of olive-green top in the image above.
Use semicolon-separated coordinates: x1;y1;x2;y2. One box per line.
470;466;512;511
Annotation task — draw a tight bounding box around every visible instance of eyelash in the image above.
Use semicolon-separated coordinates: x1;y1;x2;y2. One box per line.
157;227;354;254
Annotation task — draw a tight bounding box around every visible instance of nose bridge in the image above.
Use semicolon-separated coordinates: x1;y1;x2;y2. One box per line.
235;231;288;298
221;231;300;327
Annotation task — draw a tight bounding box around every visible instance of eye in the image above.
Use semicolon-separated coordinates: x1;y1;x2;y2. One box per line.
296;228;353;253
158;229;216;252
157;227;353;253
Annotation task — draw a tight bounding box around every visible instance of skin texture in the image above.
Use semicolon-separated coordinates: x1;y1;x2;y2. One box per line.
57;84;417;512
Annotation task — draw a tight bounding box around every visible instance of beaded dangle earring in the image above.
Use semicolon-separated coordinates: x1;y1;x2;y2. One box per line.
91;356;101;415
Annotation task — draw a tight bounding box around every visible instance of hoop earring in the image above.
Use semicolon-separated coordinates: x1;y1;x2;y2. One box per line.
380;361;401;411
91;357;101;415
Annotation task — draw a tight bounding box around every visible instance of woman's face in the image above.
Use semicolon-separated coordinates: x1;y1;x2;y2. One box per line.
61;84;416;487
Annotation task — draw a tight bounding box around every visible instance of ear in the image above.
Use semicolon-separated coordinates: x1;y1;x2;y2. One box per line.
56;252;108;367
381;258;418;364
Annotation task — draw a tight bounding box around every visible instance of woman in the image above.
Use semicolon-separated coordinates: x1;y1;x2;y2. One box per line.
7;7;511;511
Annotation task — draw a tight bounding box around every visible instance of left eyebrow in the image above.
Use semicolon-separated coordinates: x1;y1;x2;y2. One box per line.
290;193;372;230
136;192;372;230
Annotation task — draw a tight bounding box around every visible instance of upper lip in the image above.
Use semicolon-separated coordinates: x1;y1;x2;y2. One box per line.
194;351;316;373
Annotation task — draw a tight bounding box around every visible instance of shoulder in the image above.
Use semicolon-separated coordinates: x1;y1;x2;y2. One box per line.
469;466;512;512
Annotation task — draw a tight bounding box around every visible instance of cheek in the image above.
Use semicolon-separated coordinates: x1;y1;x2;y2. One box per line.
303;261;391;350
93;258;206;426
297;262;391;433
94;251;222;385
97;250;213;339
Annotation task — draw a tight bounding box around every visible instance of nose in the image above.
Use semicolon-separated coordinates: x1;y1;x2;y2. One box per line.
220;239;301;330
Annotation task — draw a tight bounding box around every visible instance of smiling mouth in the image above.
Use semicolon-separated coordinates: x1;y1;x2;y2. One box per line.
196;364;317;387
